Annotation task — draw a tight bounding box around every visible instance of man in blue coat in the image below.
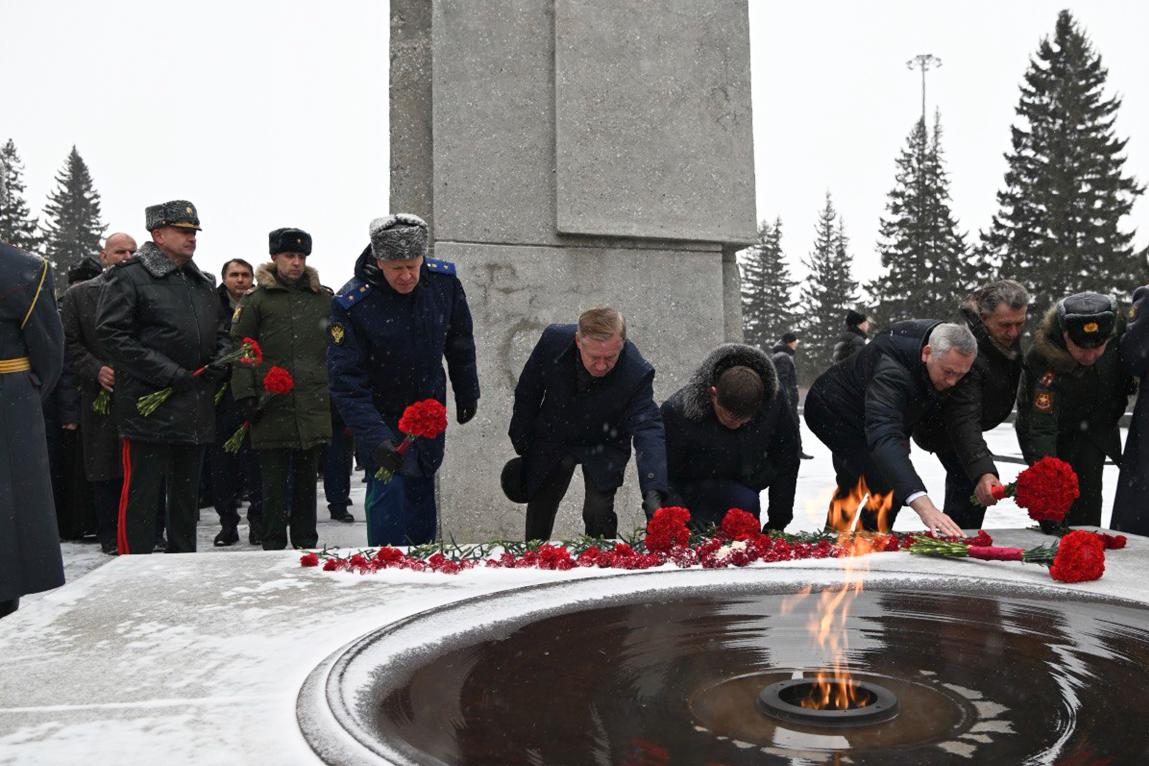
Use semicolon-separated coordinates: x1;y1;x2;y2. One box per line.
328;214;480;546
1113;285;1149;534
509;307;668;540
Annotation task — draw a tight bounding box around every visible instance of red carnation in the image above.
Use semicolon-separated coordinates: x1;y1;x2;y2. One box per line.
300;552;319;567
398;399;448;440
239;337;263;366
720;508;760;541
992;456;1079;523
1095;532;1127;550
645;506;691;553
1050;530;1106;583
262;366;295;395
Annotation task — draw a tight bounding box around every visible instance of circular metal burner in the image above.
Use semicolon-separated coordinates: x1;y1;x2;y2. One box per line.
757;677;899;727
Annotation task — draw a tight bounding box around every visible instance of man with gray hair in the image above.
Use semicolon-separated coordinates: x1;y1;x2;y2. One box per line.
913;281;1030;528
805;319;975;536
328;214;480;546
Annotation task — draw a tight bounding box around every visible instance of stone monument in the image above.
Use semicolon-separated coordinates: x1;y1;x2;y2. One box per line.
390;0;757;541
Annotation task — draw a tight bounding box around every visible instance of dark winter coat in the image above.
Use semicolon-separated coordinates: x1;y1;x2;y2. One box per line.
831;326;867;364
1;243;66;602
806;319;945;502
1113;285;1149;533
60;271;122;481
328;246;480;475
95;243;228;445
771;342;799;418
914;304;1023;481
1015;306;1131;466
231;263;333;450
509;324;668;498
661;344;799;528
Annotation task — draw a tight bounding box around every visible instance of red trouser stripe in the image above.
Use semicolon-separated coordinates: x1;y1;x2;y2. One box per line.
117;438;132;554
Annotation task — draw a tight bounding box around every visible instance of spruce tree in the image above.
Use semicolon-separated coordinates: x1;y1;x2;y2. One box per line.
0;139;43;252
798;193;859;382
41;146;105;287
982;10;1144;317
870;112;977;325
740;216;798;350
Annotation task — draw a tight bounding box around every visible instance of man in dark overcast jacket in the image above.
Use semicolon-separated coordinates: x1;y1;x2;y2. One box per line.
913;281;1029;529
805;320;973;537
1113;284;1149;534
661;344;799;531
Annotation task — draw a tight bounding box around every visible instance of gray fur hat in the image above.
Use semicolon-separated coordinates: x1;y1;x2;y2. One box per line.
145;200;201;231
369;213;428;261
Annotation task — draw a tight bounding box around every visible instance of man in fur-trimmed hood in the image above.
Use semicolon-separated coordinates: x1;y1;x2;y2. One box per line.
229;227;333;550
660;343;800;531
1015;292;1133;528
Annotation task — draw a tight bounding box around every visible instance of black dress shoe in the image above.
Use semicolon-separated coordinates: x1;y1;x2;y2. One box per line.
100;541;119;556
800;452;814;460
213;527;239;547
330;510;355;523
153;535;168;553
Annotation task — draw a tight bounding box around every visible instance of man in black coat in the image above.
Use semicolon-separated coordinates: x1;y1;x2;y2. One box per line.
661;344;799;531
96;200;229;554
1;242;66;619
913;281;1030;529
1113;284;1149;534
805;320;973;537
831;309;870;363
509;307;668;540
60;234;137;554
771;331;811;459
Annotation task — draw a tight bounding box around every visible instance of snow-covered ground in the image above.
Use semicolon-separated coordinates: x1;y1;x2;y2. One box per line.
47;421;1122;591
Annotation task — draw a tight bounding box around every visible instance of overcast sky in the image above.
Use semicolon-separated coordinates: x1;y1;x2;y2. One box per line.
2;1;1146;293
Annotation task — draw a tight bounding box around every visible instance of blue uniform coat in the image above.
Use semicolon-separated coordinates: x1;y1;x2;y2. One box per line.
1111;285;1149;533
509;324;668;498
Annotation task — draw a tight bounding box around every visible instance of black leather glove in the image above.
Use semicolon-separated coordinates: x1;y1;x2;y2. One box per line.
236;397;259;423
170;368;197;392
201;363;229;385
456;400;477;424
641;489;666;520
373;440;404;473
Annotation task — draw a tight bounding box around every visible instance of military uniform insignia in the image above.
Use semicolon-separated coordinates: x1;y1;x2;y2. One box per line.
1034;391;1054;413
330;322;345;345
231;304;242;323
1083;321;1099;334
1039;371;1056;388
186;205;194;214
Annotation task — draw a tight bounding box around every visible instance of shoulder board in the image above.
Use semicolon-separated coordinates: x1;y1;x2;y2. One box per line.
424;258;456;275
334;279;372;310
1037;370;1057;389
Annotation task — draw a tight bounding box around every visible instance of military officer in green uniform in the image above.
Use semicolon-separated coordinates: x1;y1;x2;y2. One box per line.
1015;292;1134;527
230;228;332;550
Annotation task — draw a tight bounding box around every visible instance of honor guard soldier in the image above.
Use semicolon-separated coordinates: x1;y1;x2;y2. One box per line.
327;214;480;546
1;242;66;618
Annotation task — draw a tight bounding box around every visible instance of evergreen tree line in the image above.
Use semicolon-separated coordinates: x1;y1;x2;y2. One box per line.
741;10;1149;385
0;140;105;290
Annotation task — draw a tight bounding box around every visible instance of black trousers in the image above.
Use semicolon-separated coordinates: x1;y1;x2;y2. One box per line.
525;456;618;541
209;442;263;531
322;408;354;515
92;478;121;549
933;446;986;530
118;440;205;554
1057;436;1107;527
258;447;320;550
804;389;903;532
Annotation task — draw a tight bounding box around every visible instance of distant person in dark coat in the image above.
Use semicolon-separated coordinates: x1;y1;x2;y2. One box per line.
1112;285;1149;534
913;281;1029;529
1016;293;1132;528
805;320;973;537
1;242;66;619
509;307;668;540
832;309;870;363
771;331;811;459
60;234;137;554
328;214;480;546
661;344;799;531
96;200;230;554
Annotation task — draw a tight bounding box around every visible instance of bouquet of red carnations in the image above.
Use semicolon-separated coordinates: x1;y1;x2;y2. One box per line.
909;528;1108;583
375;399;449;481
973;456;1079;527
223;365;294;452
137;337;263;416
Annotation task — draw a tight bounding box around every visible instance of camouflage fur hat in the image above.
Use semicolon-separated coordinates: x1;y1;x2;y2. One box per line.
369;213;428;261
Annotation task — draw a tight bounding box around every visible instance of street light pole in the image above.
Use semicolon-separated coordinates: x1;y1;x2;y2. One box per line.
906;53;942;124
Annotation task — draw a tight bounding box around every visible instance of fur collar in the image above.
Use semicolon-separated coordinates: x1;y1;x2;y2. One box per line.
1032;305;1079;373
678;343;779;422
256;261;322;293
136;241;214;285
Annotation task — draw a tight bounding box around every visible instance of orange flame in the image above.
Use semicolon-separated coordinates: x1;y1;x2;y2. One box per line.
804;477;894;710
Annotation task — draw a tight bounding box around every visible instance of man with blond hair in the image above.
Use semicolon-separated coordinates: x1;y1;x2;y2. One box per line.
509;306;668;540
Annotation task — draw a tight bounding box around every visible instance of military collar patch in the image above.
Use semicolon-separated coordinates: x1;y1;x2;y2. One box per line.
1039;371;1056;388
330;322;345;345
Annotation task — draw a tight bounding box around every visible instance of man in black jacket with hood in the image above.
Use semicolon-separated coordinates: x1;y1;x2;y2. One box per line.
661;344;799;531
805;320;973;537
913;281;1029;529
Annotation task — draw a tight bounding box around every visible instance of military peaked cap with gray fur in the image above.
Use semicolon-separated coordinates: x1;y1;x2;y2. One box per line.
369;213;428;261
145;199;201;231
269;227;312;256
